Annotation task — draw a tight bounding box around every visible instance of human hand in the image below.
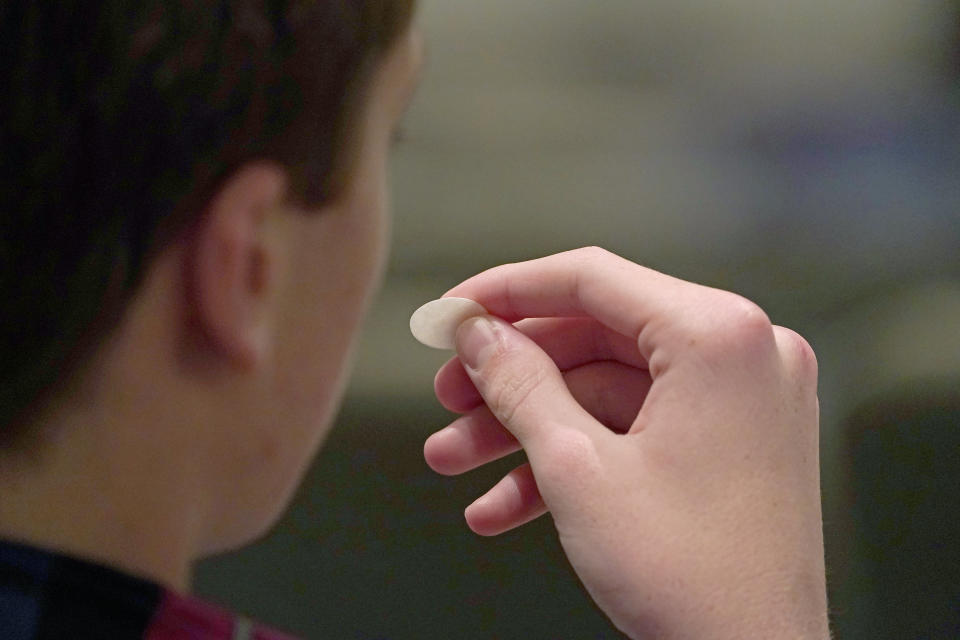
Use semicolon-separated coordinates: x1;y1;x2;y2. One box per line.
423;248;829;639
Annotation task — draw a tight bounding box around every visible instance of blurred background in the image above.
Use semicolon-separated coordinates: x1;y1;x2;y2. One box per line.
197;1;960;638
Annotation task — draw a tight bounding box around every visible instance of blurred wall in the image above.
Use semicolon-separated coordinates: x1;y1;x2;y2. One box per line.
197;2;960;638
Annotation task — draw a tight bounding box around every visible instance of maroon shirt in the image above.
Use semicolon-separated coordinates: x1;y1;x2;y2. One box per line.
0;539;300;639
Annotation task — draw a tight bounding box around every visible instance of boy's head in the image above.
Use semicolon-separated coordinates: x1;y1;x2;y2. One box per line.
0;0;421;584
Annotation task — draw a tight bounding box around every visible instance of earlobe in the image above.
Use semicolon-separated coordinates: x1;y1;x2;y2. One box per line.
187;163;288;371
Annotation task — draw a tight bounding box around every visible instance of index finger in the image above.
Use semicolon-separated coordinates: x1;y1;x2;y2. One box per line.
445;247;694;356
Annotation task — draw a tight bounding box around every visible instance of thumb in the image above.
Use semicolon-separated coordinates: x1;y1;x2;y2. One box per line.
455;316;600;450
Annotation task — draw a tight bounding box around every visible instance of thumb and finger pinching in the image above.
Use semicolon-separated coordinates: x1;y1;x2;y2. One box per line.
454;315;601;451
412;298;604;535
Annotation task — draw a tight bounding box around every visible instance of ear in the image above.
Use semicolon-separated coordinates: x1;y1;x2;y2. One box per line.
188;162;288;371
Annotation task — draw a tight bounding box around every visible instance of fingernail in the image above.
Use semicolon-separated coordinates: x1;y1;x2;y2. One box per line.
456;316;499;371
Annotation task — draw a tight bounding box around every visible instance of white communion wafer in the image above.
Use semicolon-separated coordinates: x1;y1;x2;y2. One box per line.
409;297;489;350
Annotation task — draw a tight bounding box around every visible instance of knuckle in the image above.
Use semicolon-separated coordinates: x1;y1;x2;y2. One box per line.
573;245;614;266
774;326;819;383
579;245;611;259
724;294;773;335
695;293;774;354
484;355;548;424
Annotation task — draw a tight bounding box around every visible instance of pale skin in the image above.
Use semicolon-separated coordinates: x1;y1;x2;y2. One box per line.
426;248;830;638
0;28;425;592
0;22;828;640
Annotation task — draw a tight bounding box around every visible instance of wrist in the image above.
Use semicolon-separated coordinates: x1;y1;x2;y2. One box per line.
616;573;830;640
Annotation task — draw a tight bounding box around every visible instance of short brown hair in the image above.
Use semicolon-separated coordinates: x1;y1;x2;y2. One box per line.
0;0;416;441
